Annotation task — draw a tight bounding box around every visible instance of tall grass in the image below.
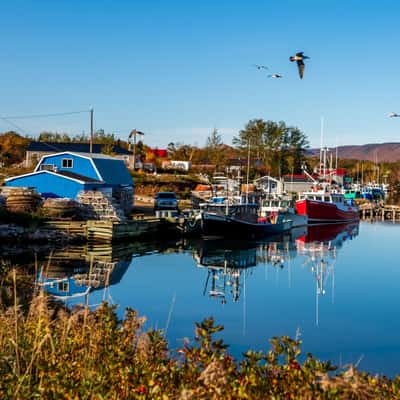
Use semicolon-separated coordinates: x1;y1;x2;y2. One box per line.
0;268;399;399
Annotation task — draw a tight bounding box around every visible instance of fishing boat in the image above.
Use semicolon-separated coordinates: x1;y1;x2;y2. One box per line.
295;184;359;224
260;195;308;228
200;196;293;239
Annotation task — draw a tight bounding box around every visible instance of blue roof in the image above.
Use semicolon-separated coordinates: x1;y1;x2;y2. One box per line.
92;157;133;186
27;141;132;155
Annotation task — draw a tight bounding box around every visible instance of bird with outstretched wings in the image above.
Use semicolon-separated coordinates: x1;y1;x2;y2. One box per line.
289;51;310;79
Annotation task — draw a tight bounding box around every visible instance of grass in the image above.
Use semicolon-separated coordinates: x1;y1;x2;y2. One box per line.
0;267;399;399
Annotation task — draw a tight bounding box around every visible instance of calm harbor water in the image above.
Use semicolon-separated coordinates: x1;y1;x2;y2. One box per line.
10;221;400;376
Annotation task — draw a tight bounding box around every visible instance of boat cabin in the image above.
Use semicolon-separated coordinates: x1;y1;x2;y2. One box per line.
200;202;259;224
299;191;345;205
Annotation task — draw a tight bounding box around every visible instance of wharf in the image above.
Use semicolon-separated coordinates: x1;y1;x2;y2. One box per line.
359;203;400;221
42;215;188;244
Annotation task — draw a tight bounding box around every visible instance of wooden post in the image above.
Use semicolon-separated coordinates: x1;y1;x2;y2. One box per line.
90;108;94;153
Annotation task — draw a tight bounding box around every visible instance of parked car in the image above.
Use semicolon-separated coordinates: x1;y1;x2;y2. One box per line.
154;191;179;211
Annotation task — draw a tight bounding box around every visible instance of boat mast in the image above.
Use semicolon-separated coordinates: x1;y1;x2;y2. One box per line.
335;137;338;172
319;116;324;176
246;139;251;204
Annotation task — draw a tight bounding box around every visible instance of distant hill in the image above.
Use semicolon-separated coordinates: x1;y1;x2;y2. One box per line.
307;143;400;163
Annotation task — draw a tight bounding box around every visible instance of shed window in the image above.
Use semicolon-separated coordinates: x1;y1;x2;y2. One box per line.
58;281;69;292
40;164;56;171
62;158;73;168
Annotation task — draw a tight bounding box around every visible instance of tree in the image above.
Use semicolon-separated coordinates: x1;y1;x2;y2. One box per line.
0;131;30;166
38;132;71;142
232;119;309;176
205;128;226;168
287;126;309;174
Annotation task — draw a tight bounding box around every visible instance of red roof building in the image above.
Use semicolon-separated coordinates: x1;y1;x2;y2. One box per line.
149;148;168;158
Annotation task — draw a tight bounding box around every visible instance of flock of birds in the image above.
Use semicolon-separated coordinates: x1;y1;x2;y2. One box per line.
253;51;309;79
255;52;399;119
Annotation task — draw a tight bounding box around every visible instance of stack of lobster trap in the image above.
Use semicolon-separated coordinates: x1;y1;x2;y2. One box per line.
1;187;42;213
42;198;78;219
76;190;126;222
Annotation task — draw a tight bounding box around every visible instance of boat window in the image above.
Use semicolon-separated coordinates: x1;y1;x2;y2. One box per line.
325;196;330;202
315;196;322;201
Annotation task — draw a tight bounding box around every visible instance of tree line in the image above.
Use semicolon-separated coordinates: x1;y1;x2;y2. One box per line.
3;119;399;191
167;119;310;177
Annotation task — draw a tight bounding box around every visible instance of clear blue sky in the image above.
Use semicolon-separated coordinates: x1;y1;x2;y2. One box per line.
1;0;400;149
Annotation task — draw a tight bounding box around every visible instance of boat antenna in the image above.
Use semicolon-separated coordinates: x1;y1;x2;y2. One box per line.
319;116;324;176
246;138;251;204
335;136;338;172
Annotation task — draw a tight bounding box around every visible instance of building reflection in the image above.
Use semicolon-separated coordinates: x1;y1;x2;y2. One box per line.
36;240;187;302
37;244;133;302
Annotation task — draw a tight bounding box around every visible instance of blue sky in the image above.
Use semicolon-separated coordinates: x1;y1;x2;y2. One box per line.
1;0;400;149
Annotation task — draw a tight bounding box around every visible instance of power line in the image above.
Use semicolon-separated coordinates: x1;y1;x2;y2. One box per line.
0;118;30;135
0;109;90;120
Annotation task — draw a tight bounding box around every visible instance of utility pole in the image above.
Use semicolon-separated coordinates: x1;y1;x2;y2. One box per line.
90;108;94;153
129;129;144;169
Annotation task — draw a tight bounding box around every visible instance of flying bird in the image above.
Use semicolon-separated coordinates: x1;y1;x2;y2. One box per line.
253;64;269;71
389;112;400;118
289;52;310;79
268;73;283;78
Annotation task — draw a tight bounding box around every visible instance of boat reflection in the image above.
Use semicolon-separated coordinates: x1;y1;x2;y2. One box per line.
194;240;258;303
296;223;359;325
34;222;360;315
192;223;359;307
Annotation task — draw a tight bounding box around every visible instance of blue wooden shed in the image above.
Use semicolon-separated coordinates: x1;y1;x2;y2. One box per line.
4;152;133;200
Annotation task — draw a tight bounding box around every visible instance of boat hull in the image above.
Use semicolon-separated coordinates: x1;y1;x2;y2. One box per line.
201;212;292;239
295;199;359;223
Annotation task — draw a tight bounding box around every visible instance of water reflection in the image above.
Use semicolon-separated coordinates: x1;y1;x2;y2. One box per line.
35;241;186;304
194;240;257;304
33;223;359;308
296;223;359;325
191;223;359;313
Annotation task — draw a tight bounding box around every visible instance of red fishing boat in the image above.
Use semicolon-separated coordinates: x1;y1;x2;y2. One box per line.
295;186;359;224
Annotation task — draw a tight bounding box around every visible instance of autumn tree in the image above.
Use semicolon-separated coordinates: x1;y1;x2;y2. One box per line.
233;119;309;176
38;132;71;142
204;128;226;169
0;131;30;166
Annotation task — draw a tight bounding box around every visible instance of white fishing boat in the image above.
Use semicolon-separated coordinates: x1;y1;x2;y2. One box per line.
260;195;308;228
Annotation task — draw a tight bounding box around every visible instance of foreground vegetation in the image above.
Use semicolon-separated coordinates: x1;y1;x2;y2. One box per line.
0;269;399;399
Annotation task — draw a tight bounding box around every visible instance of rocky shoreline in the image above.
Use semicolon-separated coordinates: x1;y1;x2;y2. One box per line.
0;223;79;244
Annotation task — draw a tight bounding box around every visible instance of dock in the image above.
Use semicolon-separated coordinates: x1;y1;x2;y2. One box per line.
359;203;400;221
41;215;187;244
